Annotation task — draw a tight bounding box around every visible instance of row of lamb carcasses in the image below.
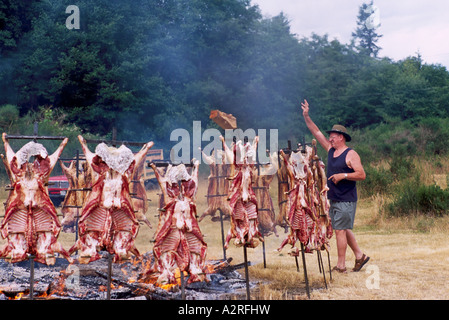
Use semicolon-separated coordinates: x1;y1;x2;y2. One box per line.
0;133;332;284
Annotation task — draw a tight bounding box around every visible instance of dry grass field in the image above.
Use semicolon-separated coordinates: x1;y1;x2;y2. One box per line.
196;185;449;300
2;169;449;300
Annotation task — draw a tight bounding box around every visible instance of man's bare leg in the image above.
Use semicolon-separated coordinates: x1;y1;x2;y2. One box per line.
346;229;363;260
335;229;347;269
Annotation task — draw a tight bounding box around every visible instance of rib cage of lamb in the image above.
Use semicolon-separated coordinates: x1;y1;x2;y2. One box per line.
277;140;333;255
69;135;154;264
221;136;263;249
146;160;207;284
60;154;152;233
0;133;72;265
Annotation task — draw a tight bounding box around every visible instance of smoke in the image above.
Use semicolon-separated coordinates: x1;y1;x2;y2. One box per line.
0;55;20;106
108;1;308;161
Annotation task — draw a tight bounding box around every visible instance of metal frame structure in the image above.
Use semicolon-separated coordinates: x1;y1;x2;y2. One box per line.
0;123;333;300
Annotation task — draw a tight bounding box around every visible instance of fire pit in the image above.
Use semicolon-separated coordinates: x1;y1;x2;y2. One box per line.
0;253;254;300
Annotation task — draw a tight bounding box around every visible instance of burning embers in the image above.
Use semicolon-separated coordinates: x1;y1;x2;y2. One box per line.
0;254;250;300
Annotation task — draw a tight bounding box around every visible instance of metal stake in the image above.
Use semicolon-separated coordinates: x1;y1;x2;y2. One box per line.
300;243;310;299
255;148;267;269
29;255;35;300
295;255;300;272
180;269;186;300
219;209;226;260
75;150;80;243
317;251;322;273
318;250;328;289
106;253;113;300
243;244;250;300
262;238;267;268
33;121;38;138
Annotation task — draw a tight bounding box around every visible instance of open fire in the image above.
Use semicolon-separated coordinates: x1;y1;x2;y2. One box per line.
0;253;253;300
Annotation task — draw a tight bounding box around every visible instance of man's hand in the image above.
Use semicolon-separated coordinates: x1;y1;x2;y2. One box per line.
301;99;310;118
328;173;346;185
300;98;331;152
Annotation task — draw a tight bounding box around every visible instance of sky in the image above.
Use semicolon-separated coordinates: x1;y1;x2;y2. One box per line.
251;0;449;68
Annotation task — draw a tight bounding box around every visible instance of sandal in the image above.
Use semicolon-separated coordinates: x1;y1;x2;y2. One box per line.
332;266;347;274
353;254;370;272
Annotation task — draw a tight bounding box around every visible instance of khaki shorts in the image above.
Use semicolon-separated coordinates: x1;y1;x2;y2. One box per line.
329;201;357;230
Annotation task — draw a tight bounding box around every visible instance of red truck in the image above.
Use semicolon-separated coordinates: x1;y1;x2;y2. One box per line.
48;175;69;207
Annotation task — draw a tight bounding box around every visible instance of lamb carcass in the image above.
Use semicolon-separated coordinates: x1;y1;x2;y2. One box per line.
147;161;207;284
311;147;333;248
303;140;332;251
69;135;154;264
0;133;72;265
60;160;92;232
277;147;315;255
276;151;292;232
198;149;232;222
221;136;263;249
277;142;333;255
129;154;151;228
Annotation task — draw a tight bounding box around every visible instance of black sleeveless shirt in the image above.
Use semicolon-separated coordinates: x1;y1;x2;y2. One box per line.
327;147;357;202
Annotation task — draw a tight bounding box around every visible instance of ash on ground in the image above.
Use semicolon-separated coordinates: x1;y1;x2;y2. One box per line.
0;252;254;300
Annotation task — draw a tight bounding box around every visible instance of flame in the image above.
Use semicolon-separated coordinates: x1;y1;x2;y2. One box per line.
14;292;25;300
174;268;187;285
0;289;32;300
205;263;216;274
139;272;178;291
1;256;219;300
46;270;70;297
159;283;177;291
135;266;192;291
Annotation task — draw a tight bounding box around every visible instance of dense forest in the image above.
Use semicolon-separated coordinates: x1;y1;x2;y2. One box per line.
1;0;449;156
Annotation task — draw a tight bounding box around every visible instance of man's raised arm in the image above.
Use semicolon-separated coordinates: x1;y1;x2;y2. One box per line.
301;100;330;152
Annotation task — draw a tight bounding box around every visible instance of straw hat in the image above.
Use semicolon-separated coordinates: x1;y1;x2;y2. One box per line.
326;124;352;142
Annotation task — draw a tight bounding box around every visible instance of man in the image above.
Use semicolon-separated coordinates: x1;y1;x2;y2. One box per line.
301;99;369;273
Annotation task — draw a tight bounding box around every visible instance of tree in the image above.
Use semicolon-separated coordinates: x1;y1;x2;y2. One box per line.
0;0;42;53
352;0;382;58
4;0;449;148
